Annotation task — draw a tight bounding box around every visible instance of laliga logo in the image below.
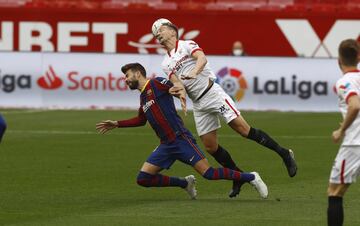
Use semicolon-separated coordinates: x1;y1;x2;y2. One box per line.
128;28;200;54
216;67;247;102
37;65;63;89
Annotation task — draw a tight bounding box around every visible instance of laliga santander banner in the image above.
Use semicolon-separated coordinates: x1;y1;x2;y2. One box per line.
0;8;359;57
0;52;344;111
0;52;164;108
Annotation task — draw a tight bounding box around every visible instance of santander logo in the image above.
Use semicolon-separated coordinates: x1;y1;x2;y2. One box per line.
37;65;63;89
36;65;128;91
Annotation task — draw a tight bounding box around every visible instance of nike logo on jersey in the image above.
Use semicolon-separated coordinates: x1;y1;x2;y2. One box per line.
160;78;169;84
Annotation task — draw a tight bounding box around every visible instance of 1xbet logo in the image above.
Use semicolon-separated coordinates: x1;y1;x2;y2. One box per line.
276;19;360;57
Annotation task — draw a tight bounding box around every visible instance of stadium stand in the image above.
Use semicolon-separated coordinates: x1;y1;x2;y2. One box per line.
0;0;352;12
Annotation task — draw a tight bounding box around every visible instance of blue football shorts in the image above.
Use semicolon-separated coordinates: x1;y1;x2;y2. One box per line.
146;133;206;169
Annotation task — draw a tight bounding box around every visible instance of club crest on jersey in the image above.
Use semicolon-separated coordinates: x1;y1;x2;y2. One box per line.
143;99;155;112
338;82;351;96
147;89;152;96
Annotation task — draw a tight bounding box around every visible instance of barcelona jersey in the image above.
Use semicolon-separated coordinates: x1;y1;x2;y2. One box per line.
139;77;190;144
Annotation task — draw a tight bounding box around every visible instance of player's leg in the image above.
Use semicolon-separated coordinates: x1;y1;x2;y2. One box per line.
228;112;297;177
200;130;243;172
327;146;360;226
327;183;350;226
0;114;6;143
195;109;245;197
137;144;188;189
210;83;297;177
136;162;188;188
177;133;268;199
191;159;268;199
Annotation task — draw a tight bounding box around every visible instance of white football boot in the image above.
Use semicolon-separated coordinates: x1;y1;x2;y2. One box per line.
184;175;197;200
249;172;268;199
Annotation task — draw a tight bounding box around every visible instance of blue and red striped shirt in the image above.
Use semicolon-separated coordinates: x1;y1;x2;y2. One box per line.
117;77;190;144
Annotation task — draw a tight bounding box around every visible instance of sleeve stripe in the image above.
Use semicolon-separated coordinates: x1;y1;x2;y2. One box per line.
345;92;358;104
191;48;203;55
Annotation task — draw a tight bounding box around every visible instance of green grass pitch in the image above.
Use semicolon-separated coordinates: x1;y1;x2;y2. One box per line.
0;109;359;226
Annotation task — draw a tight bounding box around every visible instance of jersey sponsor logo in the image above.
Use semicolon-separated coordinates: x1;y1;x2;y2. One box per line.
37;65;63;90
172;55;190;73
142;99;155;113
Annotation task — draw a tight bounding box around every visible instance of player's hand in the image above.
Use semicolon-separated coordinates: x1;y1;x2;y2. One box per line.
96;120;118;134
169;86;183;96
181;71;197;80
332;128;344;143
169;85;187;116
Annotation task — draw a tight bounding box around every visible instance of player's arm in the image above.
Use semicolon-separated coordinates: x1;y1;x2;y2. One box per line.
181;50;207;80
168;75;187;116
332;94;360;143
96;108;147;134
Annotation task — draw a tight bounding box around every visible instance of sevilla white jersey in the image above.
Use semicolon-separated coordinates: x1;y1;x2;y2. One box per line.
161;40;216;101
335;70;360;145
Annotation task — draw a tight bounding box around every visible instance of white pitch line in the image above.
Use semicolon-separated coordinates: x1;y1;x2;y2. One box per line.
7;130;328;139
1;110;48;115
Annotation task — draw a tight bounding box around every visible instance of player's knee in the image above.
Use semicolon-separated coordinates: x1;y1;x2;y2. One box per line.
204;144;217;153
136;171;153;187
202;167;215;180
327;184;347;197
201;140;217;153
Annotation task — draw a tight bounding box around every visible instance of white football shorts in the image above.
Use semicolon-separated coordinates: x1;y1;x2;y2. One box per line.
192;83;240;136
329;145;360;184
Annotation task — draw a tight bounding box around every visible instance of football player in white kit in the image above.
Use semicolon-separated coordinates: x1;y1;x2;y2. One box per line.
328;39;360;226
152;18;297;198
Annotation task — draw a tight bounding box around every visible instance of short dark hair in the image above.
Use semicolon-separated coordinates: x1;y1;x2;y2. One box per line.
338;39;359;67
121;63;146;77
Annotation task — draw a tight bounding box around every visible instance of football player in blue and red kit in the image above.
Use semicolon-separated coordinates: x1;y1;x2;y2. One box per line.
96;63;268;199
0;114;6;143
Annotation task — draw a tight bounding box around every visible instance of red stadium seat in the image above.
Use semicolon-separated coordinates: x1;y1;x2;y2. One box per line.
268;0;294;8
127;2;151;9
284;2;309;12
310;3;337;12
102;1;128;9
178;2;205;10
205;2;230;11
258;4;283;11
230;2;265;11
0;0;28;7
150;1;177;10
